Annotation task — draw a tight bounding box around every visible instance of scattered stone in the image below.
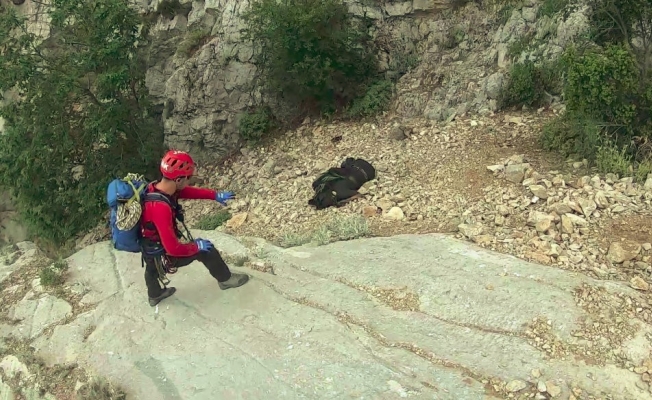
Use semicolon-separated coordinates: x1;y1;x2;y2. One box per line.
390;125;407;140
226;212;248;229
506;380;527;392
594;191;609;208
527;211;555;233
384;207;405;220
631;276;650;291
607;240;642;264
549;203;573;215
578;198;597;217
537;380;547;392
560;214;574;234
362;206;380;218
529;184;548;199
458;223;484;239
645;174;652;190
487;164;504;173
545;380;562;398
505;163;528;183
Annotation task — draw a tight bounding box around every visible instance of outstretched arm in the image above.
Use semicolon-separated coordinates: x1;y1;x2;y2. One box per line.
177;185;217;200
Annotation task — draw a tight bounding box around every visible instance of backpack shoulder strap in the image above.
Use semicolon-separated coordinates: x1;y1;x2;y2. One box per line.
144;192;174;208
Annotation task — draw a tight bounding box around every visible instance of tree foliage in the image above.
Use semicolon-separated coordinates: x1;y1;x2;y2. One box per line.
0;0;164;245
241;0;379;118
534;0;652;177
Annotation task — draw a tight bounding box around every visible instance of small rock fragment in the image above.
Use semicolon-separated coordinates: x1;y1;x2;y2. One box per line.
226;212;248;229
545;380;561;398
529;184;548;199
362;206;379;218
537;380;547;392
560;215;574;234
384;207;405;220
578;198;597;217
607;240;642;264
505;163;528;184
506;380;527;392
458;223;484;239
631;276;650;291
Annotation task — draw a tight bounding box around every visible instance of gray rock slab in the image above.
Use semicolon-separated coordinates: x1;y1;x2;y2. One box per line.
8;294;72;339
31;232;652;400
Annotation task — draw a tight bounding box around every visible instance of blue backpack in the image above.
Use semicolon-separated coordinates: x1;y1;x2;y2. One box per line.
106;173;174;253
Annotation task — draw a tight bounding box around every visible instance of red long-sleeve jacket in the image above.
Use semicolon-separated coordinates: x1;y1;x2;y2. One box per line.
140;182;217;258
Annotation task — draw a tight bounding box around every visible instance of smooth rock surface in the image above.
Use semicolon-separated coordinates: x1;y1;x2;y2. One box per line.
27;232;652;400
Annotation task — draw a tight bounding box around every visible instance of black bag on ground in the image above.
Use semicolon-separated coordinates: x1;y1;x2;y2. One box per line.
308;157;376;210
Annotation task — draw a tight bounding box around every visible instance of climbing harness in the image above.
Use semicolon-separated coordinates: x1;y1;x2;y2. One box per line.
143;215;195;288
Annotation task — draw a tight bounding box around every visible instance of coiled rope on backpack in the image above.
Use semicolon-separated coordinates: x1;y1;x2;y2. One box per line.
115;173;147;231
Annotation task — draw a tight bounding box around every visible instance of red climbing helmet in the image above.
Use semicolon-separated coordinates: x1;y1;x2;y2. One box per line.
160;150;196;180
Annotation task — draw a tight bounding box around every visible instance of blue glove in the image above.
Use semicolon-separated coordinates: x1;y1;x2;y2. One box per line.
195;238;214;253
215;191;235;205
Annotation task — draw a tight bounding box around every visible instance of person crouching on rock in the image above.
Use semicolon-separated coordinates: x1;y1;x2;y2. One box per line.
140;150;250;306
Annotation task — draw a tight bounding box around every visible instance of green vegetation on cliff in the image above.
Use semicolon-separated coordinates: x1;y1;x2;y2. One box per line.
0;0;164;246
239;0;392;141
500;0;652;180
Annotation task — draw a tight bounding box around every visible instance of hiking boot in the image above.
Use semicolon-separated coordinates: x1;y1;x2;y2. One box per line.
149;287;177;307
218;273;250;290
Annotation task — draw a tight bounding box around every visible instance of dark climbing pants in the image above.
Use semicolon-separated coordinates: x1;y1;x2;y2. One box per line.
143;247;232;298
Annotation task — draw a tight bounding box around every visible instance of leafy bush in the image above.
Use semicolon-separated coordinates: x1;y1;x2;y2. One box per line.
562;44;643;129
195;210;232;230
538;0;571;18
540;0;652;177
0;0;164;246
540;110;605;161
500;60;560;108
238;107;275;142
346;79;394;118
176;27;212;57
39;259;69;287
242;0;378;119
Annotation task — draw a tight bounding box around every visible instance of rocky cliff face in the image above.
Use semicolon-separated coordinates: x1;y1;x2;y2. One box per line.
142;0;458;162
0;0;591;245
2;0;590;164
141;0;590;162
393;0;590;121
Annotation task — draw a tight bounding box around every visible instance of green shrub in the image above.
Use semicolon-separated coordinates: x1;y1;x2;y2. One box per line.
242;0;378;118
539;0;652;179
346;79;394;118
538;0;571;18
507;33;535;58
238;107;275;142
39;259;69;287
0;1;164;247
562;44;642;129
176;27;211;57
595;143;633;177
542;44;651;165
195;210;232;230
499;60;556;108
540;110;605;161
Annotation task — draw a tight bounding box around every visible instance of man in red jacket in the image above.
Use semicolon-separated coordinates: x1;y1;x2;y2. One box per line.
140;150;250;306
